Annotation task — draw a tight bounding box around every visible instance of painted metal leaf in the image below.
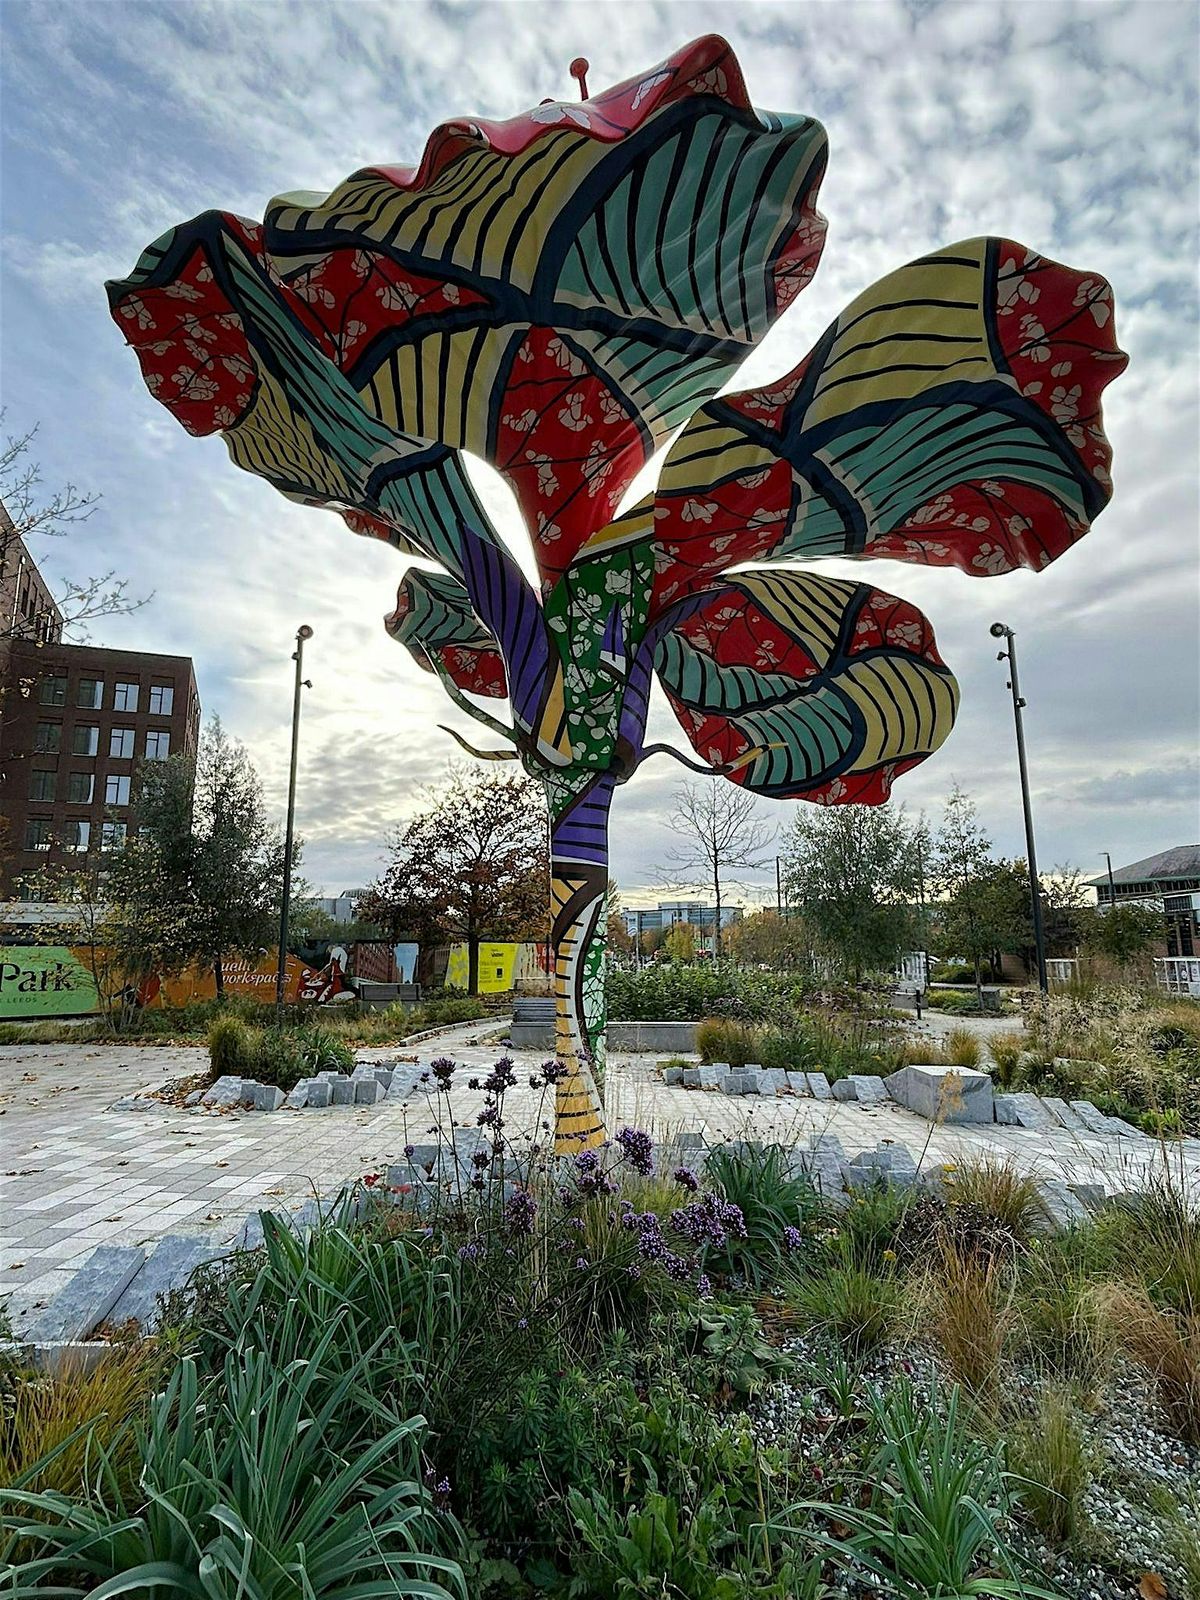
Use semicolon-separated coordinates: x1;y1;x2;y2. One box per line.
647;238;1127;611
655;570;959;804
106;34;828;585
386;569;507;699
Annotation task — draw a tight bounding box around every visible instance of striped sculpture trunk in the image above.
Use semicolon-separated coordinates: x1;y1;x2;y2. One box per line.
549;778;614;1152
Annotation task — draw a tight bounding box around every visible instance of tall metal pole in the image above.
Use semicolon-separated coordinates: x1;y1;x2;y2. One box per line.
275;625;313;1019
990;622;1047;992
775;857;783;916
1101;850;1116;909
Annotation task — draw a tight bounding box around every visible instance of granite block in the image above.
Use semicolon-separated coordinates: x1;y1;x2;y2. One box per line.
27;1246;147;1342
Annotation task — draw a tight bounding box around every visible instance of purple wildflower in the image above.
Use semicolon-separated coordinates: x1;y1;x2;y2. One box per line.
457;1243;480;1261
472;1148;492;1169
615;1125;655;1177
673;1165;699;1192
669;1193;747;1249
503;1187;538;1236
404;1144;415;1159
783;1225;804;1253
431;1056;455;1088
574;1256;589;1270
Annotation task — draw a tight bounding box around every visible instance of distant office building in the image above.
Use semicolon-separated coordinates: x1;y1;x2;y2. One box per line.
312;891;367;924
620;900;744;939
1086;845;1200;958
0;512;201;897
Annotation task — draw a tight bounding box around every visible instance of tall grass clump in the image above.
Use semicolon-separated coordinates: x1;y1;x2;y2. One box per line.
944;1026;983;1069
207;1013;258;1077
790;1262;903;1360
1098;1283;1200;1444
1008;1385;1093;1546
0;1346;158;1501
916;1242;1015;1396
943;1161;1041;1244
989;1031;1027;1088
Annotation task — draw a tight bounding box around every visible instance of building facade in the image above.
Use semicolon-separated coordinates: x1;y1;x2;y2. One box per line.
619;900;745;939
1086;845;1200;958
0;505;65;652
0;640;200;897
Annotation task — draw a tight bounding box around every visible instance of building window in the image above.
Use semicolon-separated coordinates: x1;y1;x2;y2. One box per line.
105;774;131;807
67;771;95;804
113;681;140;712
77;677;103;709
29;770;56;802
34;722;61;753
101;820;127;851
63;819;91;852
73;725;100;757
148;683;174;716
109;727;135;759
24;819;52;851
37;675;67;707
145;730;171;761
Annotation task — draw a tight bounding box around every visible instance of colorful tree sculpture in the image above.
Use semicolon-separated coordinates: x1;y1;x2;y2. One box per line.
106;35;1126;1150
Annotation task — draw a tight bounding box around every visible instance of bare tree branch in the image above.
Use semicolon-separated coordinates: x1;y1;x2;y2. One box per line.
662;779;775;959
1;414;152;639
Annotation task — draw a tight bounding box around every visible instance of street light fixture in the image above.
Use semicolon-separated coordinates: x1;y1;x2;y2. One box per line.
275;625;313;1018
1100;849;1117;909
990;622;1048;993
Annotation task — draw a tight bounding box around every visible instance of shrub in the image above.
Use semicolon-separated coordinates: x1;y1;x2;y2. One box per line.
207;1014;258;1077
251;1026;308;1090
943;1026;983;1068
1008;1385;1093;1545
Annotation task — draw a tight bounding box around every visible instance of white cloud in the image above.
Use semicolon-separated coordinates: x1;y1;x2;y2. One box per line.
2;0;1196;892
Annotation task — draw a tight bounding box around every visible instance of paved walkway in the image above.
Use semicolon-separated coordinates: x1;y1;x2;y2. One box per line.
1;1021;1196;1334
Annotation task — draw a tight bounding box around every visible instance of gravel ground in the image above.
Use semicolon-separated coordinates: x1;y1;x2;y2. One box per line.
749;1338;1199;1600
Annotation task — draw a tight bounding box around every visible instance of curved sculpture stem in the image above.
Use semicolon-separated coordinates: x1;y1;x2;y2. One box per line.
549;775;613;1153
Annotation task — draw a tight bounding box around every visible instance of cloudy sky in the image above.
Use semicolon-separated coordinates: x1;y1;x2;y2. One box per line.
2;0;1197;902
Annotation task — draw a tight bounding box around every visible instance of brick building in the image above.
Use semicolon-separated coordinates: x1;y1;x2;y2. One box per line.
0;508;201;896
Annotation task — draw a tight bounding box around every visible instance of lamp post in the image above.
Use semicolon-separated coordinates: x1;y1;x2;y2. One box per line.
275;625;313;1019
990;622;1047;992
1101;850;1117;909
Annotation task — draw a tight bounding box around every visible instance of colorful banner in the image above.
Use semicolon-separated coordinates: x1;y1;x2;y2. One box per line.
0;946;100;1019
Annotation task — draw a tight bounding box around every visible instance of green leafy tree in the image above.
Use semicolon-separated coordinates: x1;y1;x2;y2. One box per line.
933;787;1035;999
358;767;549;996
1085;903;1164;969
782;804;923;980
106;717;289;994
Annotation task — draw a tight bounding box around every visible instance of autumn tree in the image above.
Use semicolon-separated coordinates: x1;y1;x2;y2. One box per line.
106;717;290;993
724;907;813;970
783;804;923;980
663;921;698;963
663;780;774;961
359;767;549;995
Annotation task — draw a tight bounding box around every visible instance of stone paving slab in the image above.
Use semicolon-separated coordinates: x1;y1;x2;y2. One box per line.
2;1024;1198;1335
